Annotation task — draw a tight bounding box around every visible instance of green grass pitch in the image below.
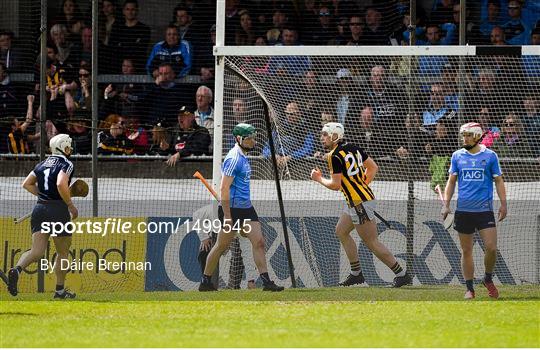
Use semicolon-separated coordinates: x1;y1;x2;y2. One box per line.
1;285;538;347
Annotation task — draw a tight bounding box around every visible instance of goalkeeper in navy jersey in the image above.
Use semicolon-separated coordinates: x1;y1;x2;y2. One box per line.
7;134;78;299
441;122;507;300
310;122;412;288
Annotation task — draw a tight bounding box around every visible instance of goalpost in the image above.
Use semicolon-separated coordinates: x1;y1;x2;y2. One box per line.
212;39;540;288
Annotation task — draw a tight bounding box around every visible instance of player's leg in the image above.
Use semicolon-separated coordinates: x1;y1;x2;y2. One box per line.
8;231;49;296
243;220;283;291
238;236;257;289
353;201;411;287
454;211;476;299
478;211;499;298
52;235;76;299
335;212;365;286
200;229;235;291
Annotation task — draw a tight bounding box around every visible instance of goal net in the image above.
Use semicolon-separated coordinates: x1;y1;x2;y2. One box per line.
217;45;540;287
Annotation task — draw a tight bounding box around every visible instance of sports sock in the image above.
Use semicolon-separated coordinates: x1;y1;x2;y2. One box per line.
484;272;493;283
260;272;271;284
391;262;406;277
201;274;212;284
465;279;474;292
55;284;64;294
350;261;361;276
15;266;23;274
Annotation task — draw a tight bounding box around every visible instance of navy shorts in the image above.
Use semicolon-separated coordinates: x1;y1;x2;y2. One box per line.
453;211;496;234
218;206;259;231
31;201;71;236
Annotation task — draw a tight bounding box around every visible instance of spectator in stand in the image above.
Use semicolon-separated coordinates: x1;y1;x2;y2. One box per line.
271;9;289;32
67;116;91;154
469;0;503;45
172;5;195;43
76;26;93;65
148;124;172;156
490;26;507;45
140;63;191;127
363;7;390;45
465;68;505;126
301;0;320;33
441;63;459;111
328;17;349;45
478;107;502;148
225;0;241;45
124;116;148;154
425;118;455;192
49;24;80;74
263;101;314;169
5;95;38;155
108;0;151;72
97;114;134;155
522;95;540;157
430;0;456;25
268;27;310;76
502;0;534;45
345;105;381;157
345;15;366;45
166;106;211;166
146;25;191;78
308;4;337;45
298;70;322;122
192;24;215;82
423;82;457;131
334;68;362;126
235;9;257;46
492;113;532;157
102;58;145;119
523;27;540;77
53;0;85;43
0;30;22;71
73;63;91;112
194;85;214;132
0;62;21;118
100;0;117;46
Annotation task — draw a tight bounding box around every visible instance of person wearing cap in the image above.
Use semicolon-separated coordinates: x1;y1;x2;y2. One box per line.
199;123;284;292
441;122;507;299
166;106;211;166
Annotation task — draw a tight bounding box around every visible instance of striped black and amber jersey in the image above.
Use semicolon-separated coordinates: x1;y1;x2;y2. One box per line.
327;142;375;207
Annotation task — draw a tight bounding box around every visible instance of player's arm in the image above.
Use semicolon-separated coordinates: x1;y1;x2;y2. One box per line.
57;170;78;220
494;175;507;221
363;157;378;185
311;169;342;191
22;172;38;196
441;174;457;218
220;175;234;220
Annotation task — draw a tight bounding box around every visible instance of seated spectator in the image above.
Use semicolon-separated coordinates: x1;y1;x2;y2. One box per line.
417;23;455;79
49;24;80;73
334;68;362;126
5;95;38;155
194;85;214;132
67;115;91;154
423;82;457;130
102;58;146;119
193;24;216;82
490;26;507;45
523;27;540;77
124;116;149;154
140;63;191;127
345;106;381;158
146;25;191;78
0;62;21;118
307;4;337;45
502;0;534;45
363;7;390;45
263;101;314;168
53;0;85;43
431;0;455;25
235;9;257;46
465;67;505;126
328;17;349;45
345;15;367;45
148;123;172;156
441;63;459;111
268;27;311;76
166;106;211;166
491;113;532;157
100;0;117;46
522;95;540;157
469;0;503;44
73;63;92;112
0;29;22;71
172;5;195;43
108;0;151;72
98;114;134;155
425;118;455;191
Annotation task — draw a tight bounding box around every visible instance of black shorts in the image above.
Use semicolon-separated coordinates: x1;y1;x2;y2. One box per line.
218;205;259;232
31;202;71;236
453;211;496;234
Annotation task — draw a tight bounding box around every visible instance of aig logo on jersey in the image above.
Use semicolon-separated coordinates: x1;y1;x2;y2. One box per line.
462;168;485;181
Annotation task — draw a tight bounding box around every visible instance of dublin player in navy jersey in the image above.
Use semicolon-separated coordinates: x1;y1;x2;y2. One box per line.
199;124;284;292
442;122;507;299
7;134;78;299
311;123;412;288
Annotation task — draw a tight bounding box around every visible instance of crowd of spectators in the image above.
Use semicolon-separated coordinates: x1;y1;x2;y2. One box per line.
0;0;539;164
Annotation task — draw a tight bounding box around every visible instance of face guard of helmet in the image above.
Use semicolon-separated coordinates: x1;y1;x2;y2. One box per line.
321;122;344;146
49;133;73;156
459;122;483;150
233;123;256;150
